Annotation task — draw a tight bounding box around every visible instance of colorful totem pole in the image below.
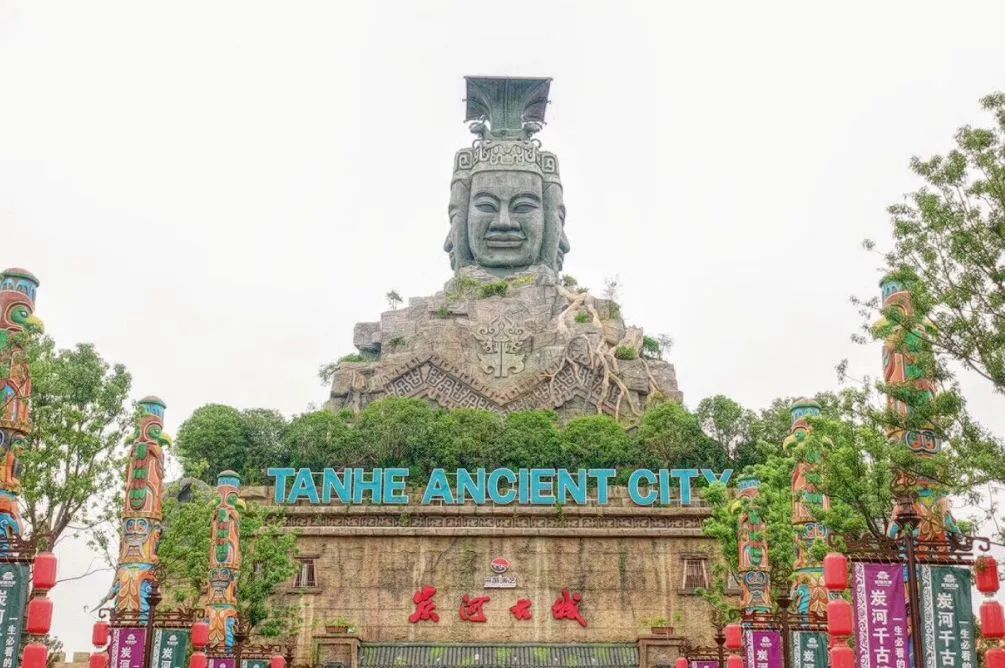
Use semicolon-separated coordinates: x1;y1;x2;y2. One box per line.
205;471;244;649
114;397;169;617
737;477;772;617
877;275;957;542
782;399;829;617
0;268;42;539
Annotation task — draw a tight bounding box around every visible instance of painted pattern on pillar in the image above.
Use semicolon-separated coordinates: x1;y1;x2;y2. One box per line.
205;471;244;649
877;276;957;543
0;268;42;539
737;477;771;616
114;396;169;616
782;398;829;617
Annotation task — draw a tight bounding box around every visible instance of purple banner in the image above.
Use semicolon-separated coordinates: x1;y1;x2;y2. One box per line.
208;658;234;668
109;628;147;668
853;563;910;668
745;630;783;668
693;661;720;668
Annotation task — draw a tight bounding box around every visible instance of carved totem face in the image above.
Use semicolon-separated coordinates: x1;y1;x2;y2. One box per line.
124;517;151;548
466;171;545;270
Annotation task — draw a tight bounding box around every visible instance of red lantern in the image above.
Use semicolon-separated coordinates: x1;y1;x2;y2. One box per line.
22;643;47;668
191;621;209;649
976;557;1000;595
827;599;853;638
92;621;109;648
823;553;849;592
727;655;743;668
725;623;743;650
189;652;208;668
26;597;53;635
270;656;286;668
675;658;689;668
830;645;854;668
89;653;109;668
32;553;57;591
986;648;1005;668
981;600;1005;639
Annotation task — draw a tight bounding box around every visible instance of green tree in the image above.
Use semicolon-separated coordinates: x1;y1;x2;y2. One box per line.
353;398;437;474
496;411;563;470
157;486;299;636
430;409;505;471
20;335;132;554
636;402;726;470
866;92;1005;395
284;409;356;470
860;91;1005;496
561;414;634;474
175;406;291;484
240;409;288;484
699;395;767;468
176;405;253;483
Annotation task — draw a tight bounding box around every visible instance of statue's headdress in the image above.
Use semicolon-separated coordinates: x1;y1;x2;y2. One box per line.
446;77;569;273
453;76;560;184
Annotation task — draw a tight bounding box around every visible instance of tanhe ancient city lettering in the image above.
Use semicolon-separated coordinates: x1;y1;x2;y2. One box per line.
267;467;733;506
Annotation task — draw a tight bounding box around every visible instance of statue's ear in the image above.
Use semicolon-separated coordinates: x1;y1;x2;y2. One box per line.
541;182;566;271
448;178;473;270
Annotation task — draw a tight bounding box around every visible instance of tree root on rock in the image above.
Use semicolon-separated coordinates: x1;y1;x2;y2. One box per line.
548;286;641;420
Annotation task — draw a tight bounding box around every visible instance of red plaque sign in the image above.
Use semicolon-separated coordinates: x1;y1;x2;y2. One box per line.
490;558;511;574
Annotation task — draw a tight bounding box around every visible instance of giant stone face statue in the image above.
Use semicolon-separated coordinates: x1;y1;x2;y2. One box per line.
444;77;569;277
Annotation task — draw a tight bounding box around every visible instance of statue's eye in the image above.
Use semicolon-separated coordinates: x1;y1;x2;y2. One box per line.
512;202;538;214
475;201;498;213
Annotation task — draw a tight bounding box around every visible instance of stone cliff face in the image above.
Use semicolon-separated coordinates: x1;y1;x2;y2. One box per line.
327;266;682;421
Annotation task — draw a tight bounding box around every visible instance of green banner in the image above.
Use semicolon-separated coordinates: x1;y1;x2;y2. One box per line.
152;629;190;668
242;660;268;668
919;566;977;668
792;631;828;668
0;563;29;668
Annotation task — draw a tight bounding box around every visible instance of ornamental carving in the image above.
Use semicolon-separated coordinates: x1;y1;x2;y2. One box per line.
473;316;528;378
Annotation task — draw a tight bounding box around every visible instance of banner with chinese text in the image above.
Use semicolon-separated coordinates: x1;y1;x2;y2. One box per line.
110;628;147;668
242;660;268;668
152;630;189;668
745;630;783;668
919;566;977;668
792;631;828;668
852;563;909;668
0;564;28;668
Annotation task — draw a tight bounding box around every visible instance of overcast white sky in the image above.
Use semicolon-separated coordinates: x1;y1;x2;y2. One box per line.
3;0;1005;654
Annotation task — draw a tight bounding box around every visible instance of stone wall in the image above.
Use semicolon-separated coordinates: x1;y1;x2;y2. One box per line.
249;486;722;666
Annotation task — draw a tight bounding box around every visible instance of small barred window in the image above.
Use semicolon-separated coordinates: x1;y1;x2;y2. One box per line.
294;558;317;588
681;557;709;592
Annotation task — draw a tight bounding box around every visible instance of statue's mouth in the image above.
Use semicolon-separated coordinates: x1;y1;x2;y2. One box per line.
485;233;526;248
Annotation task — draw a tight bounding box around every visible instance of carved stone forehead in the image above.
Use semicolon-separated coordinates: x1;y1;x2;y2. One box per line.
470;171;543;199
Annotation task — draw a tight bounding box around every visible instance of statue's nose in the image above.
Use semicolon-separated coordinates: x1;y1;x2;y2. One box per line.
491;208;520;231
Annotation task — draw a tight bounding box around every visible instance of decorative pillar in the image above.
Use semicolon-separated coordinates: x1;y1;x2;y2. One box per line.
113;396;169;617
877;275;956;541
781;399;829;617
737;477;771;618
205;471;243;649
0;268;42;539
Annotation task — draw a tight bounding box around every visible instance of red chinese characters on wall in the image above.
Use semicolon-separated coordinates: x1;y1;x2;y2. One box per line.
409;586;440;623
552;588;587;627
409;588;586;626
459;594;490;622
510;599;533;620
